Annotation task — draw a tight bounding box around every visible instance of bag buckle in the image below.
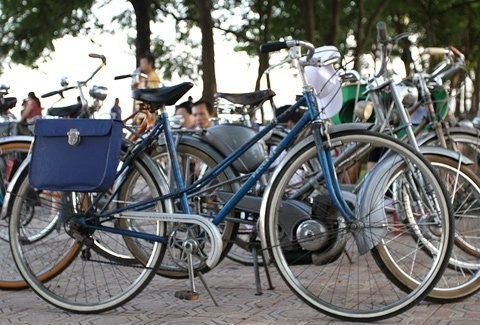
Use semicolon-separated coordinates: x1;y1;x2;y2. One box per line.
67;128;81;146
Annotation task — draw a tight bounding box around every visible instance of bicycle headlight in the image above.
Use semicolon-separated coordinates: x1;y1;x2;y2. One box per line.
354;100;374;121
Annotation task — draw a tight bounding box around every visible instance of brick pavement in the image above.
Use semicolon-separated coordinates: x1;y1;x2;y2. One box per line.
1;258;479;324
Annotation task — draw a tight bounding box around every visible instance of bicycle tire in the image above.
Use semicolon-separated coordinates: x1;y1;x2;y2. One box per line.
262;129;454;321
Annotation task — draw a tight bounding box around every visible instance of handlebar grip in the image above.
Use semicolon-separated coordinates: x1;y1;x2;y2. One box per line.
114;74;132;80
376;21;388;44
424;47;448;56
41;90;60;98
260;41;289;53
89;53;107;64
448;46;464;58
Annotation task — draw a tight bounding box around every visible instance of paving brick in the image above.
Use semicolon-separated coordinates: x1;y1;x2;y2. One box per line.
1;258;480;324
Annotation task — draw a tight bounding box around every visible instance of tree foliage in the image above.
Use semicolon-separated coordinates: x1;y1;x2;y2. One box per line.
0;0;95;67
2;0;480;111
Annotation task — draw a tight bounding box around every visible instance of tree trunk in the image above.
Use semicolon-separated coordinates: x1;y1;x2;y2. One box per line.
301;0;315;43
352;0;365;69
470;65;480;118
255;0;274;90
198;0;217;105
325;0;341;44
129;0;151;66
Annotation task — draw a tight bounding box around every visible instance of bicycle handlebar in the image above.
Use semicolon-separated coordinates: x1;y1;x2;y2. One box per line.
424;47;448;57
375;22;410;78
41;86;76;98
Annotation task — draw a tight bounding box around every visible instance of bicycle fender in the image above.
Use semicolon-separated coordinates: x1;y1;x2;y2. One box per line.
354;147;467;254
418;146;473;165
0;135;34;145
353;155;394;255
417;127;480;146
156;132;229;168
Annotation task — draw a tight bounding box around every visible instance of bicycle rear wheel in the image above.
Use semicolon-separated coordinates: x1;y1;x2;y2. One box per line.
262;129;453;321
9;157;167;313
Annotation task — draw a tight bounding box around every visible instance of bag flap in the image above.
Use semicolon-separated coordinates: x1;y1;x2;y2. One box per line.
34;119;118;137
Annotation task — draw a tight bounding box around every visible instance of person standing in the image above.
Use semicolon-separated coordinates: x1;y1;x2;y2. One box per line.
132;53;161;112
132;53;161;89
111;98;122;120
19;91;42;134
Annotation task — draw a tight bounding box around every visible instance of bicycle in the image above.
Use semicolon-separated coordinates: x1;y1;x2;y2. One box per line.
9;39;453;321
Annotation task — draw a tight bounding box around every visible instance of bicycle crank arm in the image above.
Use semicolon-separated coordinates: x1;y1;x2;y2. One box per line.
115;212;223;269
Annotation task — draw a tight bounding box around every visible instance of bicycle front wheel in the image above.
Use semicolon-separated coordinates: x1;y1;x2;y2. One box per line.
262;129;453;321
9;157;167;313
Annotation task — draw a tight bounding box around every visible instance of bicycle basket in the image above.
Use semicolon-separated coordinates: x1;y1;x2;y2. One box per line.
29;119;123;192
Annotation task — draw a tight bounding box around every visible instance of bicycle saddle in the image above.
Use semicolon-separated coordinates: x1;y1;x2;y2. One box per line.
0;97;17;111
132;82;193;106
47;103;82;118
215;89;276;106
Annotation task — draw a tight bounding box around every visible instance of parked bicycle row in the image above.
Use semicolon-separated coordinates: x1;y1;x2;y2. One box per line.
0;21;479;322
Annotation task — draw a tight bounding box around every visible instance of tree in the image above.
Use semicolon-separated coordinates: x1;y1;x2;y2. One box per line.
216;0;304;90
0;0;95;68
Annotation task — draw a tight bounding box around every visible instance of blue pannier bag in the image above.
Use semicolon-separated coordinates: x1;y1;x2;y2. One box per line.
29;119;123;192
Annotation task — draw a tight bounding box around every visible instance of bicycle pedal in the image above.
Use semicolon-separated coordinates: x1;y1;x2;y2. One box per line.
174;290;200;300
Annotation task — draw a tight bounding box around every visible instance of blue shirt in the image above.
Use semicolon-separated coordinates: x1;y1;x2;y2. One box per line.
111;105;122;120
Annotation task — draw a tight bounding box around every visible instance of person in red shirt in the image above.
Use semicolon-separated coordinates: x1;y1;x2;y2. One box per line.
21;91;42;124
19;91;42;134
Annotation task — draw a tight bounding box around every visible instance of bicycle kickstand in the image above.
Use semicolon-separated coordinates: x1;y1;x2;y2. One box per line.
174;240;200;301
249;230;274;296
174;239;219;306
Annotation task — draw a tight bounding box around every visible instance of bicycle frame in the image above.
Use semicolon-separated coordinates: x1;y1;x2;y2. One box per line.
80;88;355;241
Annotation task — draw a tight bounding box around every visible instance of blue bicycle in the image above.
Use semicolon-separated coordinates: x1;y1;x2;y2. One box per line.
9;40;453;321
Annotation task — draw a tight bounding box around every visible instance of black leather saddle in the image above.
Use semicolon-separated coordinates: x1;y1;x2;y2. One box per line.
132;82;193;106
47;103;82;118
215;89;276;106
0;97;17;111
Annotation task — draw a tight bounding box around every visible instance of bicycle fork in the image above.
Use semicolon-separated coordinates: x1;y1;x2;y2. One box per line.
312;123;354;222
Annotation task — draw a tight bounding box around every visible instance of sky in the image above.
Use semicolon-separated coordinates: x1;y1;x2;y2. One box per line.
0;1;300;119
